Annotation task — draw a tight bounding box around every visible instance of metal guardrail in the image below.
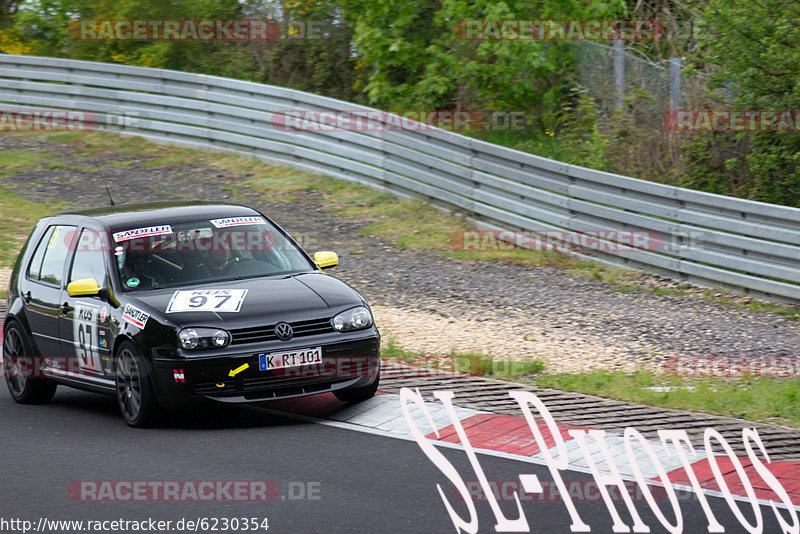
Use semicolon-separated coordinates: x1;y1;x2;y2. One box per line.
1;54;799;304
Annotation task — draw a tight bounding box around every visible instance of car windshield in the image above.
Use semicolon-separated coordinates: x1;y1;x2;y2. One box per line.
113;216;315;291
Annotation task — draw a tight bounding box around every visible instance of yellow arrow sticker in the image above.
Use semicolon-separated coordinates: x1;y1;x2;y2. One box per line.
228;363;249;377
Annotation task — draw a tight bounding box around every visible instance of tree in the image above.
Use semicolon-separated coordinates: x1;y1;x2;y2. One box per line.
0;0;23;28
687;0;800;205
345;0;627;126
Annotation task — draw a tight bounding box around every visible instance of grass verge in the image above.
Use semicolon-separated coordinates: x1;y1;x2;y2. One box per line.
0;191;63;269
383;338;800;427
533;370;800;428
0;149;61;177
381;338;545;381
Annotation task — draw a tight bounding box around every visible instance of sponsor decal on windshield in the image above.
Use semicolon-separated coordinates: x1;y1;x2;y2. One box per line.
122;303;150;328
113;225;173;243
210;216;266;228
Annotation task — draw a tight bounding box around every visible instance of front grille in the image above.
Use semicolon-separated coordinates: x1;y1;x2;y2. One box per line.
229;317;334;345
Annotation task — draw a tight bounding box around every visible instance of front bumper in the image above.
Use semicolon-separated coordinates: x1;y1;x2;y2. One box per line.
151;334;380;403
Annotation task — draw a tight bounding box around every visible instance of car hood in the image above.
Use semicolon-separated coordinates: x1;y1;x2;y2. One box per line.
125;272;365;328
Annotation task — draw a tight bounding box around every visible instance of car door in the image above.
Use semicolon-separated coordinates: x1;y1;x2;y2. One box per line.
59;227;114;379
19;224;77;360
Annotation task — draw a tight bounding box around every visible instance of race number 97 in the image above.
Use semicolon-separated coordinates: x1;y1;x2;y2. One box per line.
73;303;101;372
166;289;248;313
189;294;230;308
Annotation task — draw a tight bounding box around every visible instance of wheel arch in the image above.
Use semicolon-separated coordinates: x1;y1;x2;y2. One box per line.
110;334;158;384
2;316;37;355
3;312;39;355
111;332;134;359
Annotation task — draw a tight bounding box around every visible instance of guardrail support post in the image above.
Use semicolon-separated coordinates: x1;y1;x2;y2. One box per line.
613;40;625;110
669;57;682;109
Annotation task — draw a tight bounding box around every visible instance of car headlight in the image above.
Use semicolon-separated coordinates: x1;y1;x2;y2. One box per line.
178;327;231;350
332;306;373;332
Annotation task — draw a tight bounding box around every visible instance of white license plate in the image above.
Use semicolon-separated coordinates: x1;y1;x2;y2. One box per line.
258;347;322;371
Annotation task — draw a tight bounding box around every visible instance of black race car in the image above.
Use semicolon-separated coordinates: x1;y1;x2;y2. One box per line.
3;201;380;426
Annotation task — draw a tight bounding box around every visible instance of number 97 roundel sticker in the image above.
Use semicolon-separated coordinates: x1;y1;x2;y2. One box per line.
166;289;248;313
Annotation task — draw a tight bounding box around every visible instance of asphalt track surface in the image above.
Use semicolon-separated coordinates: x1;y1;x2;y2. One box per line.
0;386;790;534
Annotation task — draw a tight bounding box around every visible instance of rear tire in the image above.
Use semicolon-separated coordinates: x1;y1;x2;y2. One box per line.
3;322;57;404
333;368;379;402
115;341;160;427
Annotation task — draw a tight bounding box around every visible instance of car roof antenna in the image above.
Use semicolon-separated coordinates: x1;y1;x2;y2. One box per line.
93;159;116;206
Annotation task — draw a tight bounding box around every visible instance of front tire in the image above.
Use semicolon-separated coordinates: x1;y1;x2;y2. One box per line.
115;341;160;427
333;368;380;402
3;322;57;404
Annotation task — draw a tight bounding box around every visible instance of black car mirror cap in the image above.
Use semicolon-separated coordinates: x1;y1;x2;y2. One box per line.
97;285;121;307
98;287;115;305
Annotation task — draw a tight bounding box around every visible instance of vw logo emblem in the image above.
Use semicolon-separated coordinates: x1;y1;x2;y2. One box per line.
274;322;293;341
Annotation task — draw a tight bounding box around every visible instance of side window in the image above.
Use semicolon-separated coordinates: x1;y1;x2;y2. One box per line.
27;226;55;281
69;229;109;286
32;225;77;287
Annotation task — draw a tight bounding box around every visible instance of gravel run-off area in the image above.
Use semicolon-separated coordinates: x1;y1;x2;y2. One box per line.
1;132;799;377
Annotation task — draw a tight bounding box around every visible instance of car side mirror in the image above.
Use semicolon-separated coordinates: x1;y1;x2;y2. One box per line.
67;278;102;298
313;251;339;270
